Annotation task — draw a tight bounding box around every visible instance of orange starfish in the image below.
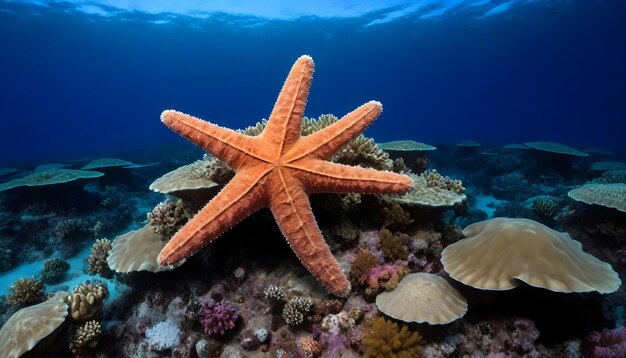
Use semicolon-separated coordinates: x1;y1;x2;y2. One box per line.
158;55;413;297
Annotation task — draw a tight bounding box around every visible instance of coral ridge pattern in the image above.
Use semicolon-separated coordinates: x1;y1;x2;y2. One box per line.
157;55;414;296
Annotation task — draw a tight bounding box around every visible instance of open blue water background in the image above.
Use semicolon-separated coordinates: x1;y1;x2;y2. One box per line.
1;1;625;166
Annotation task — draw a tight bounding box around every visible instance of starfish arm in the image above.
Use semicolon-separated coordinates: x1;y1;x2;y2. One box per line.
158;167;270;265
269;171;351;297
287;100;382;162
262;55;314;157
291;159;414;195
161;110;263;170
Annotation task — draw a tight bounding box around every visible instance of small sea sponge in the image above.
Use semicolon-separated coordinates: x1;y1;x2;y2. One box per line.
69;320;101;355
147;200;194;238
40;258;70;283
199;300;239;335
282;296;313;326
362;316;422;358
87;238;112;277
350;249;378;285
7;277;45;306
379;229;409;262
65;282;109;321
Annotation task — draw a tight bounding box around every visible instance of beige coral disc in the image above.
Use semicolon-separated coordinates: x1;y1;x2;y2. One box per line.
0;291;69;358
567;183;626;212
442;218;621;293
107;224;185;273
376;273;467;325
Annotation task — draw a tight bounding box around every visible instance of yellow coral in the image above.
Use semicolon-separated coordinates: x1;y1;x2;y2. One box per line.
363;317;422;358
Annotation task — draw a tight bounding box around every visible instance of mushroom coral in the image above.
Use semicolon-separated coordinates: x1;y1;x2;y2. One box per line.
376;273;467;325
441;218;621;293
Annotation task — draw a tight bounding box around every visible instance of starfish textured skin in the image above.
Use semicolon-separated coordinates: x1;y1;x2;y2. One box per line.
158;55;414;297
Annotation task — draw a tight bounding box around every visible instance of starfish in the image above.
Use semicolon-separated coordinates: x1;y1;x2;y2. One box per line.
158;55;414;297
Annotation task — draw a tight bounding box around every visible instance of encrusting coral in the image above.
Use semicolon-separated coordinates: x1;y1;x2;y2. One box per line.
87;238;112;277
362;316;423;357
156;55;413;297
40;257;70;283
65;282;109;321
6;277;45;306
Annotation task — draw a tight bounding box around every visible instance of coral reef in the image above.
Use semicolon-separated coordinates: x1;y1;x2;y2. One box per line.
423;169;465;194
362;316;422;357
40;257;70;283
6;277;45;306
145;319;181;351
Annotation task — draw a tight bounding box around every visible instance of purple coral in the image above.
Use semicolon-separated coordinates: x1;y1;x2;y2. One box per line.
199;300;239;335
585;327;626;358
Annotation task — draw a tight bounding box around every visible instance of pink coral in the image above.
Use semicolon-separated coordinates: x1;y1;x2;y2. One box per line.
585;328;626;358
366;264;409;291
199;300;239;335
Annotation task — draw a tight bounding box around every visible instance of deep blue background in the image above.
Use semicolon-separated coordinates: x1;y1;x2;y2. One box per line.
1;1;625;166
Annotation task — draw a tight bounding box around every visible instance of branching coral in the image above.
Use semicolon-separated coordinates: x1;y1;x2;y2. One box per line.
379;200;413;231
147;200;193;238
282;296;313;326
40;257;70;283
379;229;409;262
66;282;109;321
350;249;379;286
366;264;409;294
591;170;626;184
204;154;236;184
362;316;422;357
330;221;360;250
584;327;626;357
54;218;90;241
422;169;464;194
531;198;559;219
69;320;101;356
87;238;112;277
199;300;239;335
7;277;45;306
264;285;287;308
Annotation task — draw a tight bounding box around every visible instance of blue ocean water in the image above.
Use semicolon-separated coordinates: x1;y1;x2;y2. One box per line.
1;0;625;166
